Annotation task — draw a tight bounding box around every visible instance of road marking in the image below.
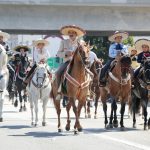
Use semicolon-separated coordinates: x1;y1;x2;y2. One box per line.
92;133;150;150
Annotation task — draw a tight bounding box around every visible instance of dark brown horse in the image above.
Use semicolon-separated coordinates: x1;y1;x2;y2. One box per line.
85;59;103;119
50;43;92;134
100;53;131;130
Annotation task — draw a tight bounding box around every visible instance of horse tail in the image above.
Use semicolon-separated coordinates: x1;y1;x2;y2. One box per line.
129;93;141;115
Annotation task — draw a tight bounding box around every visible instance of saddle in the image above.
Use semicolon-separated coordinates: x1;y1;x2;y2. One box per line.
109;60;117;72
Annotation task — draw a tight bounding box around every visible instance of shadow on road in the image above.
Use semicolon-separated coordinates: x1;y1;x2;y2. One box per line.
0;125;31;129
8;131;66;138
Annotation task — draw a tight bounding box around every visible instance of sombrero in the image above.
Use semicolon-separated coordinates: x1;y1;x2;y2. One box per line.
135;39;150;52
14;45;30;52
60;25;86;37
33;39;49;47
0;30;10;41
108;31;129;42
128;46;138;54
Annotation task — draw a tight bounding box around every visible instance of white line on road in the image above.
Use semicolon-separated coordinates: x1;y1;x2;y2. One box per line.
92;133;150;150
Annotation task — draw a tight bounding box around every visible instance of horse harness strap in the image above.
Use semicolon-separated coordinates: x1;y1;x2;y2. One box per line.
108;72;131;85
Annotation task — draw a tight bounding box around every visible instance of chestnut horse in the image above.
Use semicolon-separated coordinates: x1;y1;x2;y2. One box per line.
100;53;131;130
50;43;93;134
85;59;103;119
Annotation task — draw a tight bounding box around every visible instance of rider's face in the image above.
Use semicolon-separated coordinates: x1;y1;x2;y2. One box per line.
115;36;122;43
131;50;137;55
68;30;77;41
142;45;149;52
0;36;4;42
37;43;45;50
20;48;26;56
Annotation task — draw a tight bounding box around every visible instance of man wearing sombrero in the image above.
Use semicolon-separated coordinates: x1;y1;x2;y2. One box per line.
0;30;10;52
128;46;140;70
23;39;50;87
134;39;150;77
56;25;86;99
99;31;129;85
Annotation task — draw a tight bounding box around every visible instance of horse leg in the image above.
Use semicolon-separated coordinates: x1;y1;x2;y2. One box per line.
113;99;118;128
65;100;72;131
34;99;38;127
42;99;48;126
18;91;23;112
14;90;18;107
30;96;34;126
94;96;99;119
84;101;87;118
120;102;126;130
102;102;108;128
71;99;80;134
141;100;148;130
0;92;4;122
87;101;91;118
107;99;114;129
54;100;62;132
23;91;27;111
148;118;150;129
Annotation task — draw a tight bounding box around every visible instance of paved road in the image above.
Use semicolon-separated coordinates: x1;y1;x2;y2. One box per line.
0;95;150;150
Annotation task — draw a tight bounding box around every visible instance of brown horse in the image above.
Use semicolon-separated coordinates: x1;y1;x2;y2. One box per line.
85;59;103;119
100;53;131;130
50;43;92;134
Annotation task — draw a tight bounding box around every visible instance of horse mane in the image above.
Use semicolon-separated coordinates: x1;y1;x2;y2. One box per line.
120;54;131;65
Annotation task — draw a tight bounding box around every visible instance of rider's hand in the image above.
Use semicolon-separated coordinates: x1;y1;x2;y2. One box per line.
65;51;73;57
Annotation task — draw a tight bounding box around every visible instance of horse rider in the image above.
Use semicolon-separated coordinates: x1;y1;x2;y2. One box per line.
23;39;50;87
134;39;150;78
0;30;11;53
88;50;98;67
56;25;86;99
128;46;140;70
99;31;129;86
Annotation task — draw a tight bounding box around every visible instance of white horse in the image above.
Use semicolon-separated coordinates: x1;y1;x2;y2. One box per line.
0;45;9;122
27;63;51;126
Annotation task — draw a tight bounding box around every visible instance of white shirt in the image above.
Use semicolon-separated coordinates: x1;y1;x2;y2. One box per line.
33;48;50;63
89;51;98;65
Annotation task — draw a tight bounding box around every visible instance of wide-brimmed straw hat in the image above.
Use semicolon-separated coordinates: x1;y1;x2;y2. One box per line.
108;31;129;42
14;45;30;52
33;39;49;47
128;46;138;54
60;25;86;37
135;39;150;52
0;30;10;41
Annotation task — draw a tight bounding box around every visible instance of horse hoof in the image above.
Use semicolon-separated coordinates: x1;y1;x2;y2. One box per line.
23;106;27;111
58;128;62;132
34;124;37;127
74;130;78;135
133;124;136;128
0;118;3;122
65;126;70;131
42;122;46;126
94;115;98;119
88;114;91;118
144;125;147;130
113;121;118;128
106;124;113;129
31;122;34;126
85;115;88;119
14;100;18;107
19;108;23;112
148;125;150;130
120;127;125;131
78;127;83;132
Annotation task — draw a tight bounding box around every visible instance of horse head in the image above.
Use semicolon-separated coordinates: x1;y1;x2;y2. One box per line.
90;59;103;76
120;54;131;79
73;41;91;67
143;56;150;85
34;63;48;88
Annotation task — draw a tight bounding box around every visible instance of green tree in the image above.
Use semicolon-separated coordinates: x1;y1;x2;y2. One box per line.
123;36;134;46
84;36;110;62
